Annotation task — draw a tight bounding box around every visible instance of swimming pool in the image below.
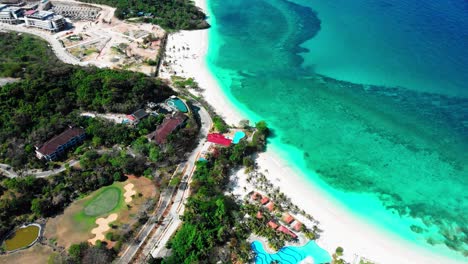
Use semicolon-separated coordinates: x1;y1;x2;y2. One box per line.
232;131;246;144
166;98;188;113
251;240;331;264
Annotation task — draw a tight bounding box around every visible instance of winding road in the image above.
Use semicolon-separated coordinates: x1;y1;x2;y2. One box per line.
0;160;79;178
0;23;86;66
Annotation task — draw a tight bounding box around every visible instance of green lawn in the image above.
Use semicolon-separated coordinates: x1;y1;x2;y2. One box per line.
73;183;126;229
84;187;121;216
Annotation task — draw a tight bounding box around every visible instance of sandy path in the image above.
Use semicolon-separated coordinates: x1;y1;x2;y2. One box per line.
124;183;136;203
88;213;118;245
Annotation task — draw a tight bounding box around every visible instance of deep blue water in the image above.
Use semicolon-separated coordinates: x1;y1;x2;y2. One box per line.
207;0;468;261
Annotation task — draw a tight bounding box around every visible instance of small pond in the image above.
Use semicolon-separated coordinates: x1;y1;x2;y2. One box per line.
4;224;40;251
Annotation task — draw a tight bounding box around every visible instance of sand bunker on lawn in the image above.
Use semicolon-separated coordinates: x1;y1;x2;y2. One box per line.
88;213;118;245
124;183;136;203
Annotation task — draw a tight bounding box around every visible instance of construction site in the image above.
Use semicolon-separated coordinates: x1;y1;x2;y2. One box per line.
0;0;166;75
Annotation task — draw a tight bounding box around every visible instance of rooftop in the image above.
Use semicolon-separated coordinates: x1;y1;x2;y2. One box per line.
132;109;148;120
256;211;263;219
148;113;187;145
277;225;297;239
293;221;303;232
267;221;279;230
37;127;85;156
260;196;270;205
282;213;294;224
24;9;36;16
251;192;261;201
265;202;275;212
27;10;55;20
207;133;232;146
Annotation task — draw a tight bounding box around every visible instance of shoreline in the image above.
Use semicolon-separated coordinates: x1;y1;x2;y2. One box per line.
160;0;466;263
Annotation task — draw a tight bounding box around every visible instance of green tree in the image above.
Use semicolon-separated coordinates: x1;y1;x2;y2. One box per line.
213;116;228;133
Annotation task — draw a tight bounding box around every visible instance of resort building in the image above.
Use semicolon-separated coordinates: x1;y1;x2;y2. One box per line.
282;213;295;225
125;109;148;125
207;133;232;147
23;10;66;32
0;4;23;24
265;202;275;212
35;127;86;161
293;221;303;232
260;196;270;205
256;211;263;219
251;192;261;201
277;226;297;239
267;221;279;230
148;113;187;145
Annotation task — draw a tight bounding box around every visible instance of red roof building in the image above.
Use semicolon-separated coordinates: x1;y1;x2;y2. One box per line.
148;113;187;145
293;221;303;232
126;114;136;121
35;127;86;161
207;133;232;146
277;225;297;239
282;213;294;225
256;211;263;219
267;220;279;230
24;10;37;16
260;196;270;205
266;202;275;212
251;192;261;201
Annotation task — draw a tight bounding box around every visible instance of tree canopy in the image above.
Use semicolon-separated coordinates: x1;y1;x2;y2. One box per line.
78;0;209;30
0;33;172;168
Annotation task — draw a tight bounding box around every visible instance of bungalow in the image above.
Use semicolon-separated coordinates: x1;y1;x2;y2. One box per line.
256;211;263;219
148;112;187;145
132;109;148;120
125;109;148;125
267;220;279;230
265;202;275;212
277;225;297;239
260;196;270;205
282;213;294;225
293;221;303;232
207;133;232;147
35;127;86;161
250;192;261;201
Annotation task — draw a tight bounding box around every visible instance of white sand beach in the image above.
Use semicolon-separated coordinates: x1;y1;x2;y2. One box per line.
159;1;466;264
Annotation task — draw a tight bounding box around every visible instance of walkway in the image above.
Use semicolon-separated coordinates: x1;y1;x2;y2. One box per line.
0;160;79;178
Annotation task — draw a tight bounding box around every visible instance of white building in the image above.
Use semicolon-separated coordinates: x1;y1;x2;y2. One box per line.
23;9;65;32
0;4;23;24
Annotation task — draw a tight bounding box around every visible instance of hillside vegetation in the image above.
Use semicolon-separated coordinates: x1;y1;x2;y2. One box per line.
79;0;209;30
0;33;173;168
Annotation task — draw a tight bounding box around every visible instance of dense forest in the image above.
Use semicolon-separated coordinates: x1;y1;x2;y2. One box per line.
79;0;209;30
0;33;173;168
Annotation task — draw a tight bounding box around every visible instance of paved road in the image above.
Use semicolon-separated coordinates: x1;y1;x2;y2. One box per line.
0;160;79;178
145;105;212;260
0;23;86;66
116;104;212;264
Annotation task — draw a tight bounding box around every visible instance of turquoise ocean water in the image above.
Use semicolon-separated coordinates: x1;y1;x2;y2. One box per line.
206;0;468;261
